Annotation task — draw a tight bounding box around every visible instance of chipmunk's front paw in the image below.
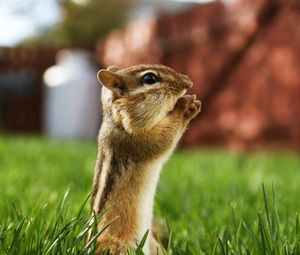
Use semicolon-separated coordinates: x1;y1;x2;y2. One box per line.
174;95;201;120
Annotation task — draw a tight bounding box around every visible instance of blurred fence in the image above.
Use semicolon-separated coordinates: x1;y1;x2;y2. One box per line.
0;0;299;150
96;0;300;150
0;47;59;132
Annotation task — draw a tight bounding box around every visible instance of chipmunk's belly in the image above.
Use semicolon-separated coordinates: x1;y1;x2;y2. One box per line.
136;158;166;255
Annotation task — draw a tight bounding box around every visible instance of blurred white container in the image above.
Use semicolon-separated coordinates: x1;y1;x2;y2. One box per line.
43;49;101;139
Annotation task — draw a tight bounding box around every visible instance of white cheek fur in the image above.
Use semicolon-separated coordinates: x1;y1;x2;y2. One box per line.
129;83;161;96
101;86;114;106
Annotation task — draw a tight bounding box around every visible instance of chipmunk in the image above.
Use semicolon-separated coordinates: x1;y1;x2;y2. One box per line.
89;64;201;255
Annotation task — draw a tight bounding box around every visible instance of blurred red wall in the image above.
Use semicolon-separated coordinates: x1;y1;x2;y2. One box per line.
96;0;300;150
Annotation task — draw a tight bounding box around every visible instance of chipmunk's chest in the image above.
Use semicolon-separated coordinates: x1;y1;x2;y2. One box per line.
135;158;166;255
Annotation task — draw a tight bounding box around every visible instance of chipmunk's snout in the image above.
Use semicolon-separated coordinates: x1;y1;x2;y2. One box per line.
172;74;193;94
180;75;193;89
184;80;193;89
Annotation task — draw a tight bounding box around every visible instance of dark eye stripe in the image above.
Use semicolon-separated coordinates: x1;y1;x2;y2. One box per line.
142;72;158;85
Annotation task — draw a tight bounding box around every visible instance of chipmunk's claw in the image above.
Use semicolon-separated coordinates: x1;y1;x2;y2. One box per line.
184;99;201;119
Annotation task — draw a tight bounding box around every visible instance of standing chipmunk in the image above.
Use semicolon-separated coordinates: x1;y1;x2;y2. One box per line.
89;64;201;254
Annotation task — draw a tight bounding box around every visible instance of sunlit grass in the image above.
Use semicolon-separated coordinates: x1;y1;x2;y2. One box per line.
0;135;299;254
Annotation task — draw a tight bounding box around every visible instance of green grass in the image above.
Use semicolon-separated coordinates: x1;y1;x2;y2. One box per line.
0;135;300;254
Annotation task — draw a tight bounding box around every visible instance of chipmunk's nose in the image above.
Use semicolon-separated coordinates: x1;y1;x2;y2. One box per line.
185;80;193;89
180;74;193;89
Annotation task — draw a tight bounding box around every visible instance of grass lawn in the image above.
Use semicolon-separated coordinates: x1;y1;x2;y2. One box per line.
0;135;300;254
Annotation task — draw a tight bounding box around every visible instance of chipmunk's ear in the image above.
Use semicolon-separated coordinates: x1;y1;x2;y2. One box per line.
97;69;123;92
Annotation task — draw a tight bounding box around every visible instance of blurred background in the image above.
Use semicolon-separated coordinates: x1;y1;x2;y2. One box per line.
0;0;299;150
0;1;300;253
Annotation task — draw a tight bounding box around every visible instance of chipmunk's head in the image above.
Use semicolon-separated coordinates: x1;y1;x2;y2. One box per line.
97;64;193;132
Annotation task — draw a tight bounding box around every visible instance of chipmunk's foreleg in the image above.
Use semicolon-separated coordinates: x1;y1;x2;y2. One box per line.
152;94;201;146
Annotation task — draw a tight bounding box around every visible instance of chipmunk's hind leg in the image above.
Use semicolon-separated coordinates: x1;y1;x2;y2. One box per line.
96;237;126;255
150;236;164;255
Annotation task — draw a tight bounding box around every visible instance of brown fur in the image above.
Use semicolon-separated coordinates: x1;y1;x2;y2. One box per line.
89;64;201;254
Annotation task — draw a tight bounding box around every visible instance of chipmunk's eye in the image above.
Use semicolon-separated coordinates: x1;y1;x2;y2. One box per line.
142;72;158;85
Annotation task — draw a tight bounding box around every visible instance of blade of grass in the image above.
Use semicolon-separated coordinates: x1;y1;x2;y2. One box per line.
135;229;149;254
80;216;119;255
